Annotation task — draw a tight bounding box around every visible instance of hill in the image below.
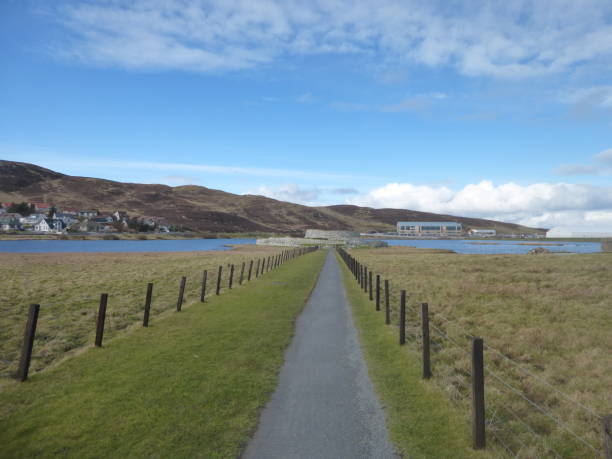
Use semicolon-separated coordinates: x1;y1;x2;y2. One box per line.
0;160;539;234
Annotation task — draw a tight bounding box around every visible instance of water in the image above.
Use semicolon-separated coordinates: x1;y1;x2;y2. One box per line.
0;238;601;254
374;239;601;254
0;238;256;253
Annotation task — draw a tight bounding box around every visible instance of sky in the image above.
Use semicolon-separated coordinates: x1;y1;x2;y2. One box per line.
1;0;612;228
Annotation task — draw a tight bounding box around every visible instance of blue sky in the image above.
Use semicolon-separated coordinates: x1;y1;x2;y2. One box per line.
2;0;612;227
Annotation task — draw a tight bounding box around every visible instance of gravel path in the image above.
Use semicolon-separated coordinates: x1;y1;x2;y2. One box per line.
242;250;397;459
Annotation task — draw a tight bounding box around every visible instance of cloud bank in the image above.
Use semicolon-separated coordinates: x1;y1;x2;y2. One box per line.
348;180;612;228
51;0;612;78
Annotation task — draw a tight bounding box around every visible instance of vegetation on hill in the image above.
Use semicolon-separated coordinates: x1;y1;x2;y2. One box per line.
0;160;540;234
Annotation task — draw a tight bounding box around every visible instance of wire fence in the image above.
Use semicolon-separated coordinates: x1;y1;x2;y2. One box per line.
338;247;609;458
6;247;319;381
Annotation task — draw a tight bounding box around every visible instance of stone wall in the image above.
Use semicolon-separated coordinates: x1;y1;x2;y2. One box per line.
304;229;360;240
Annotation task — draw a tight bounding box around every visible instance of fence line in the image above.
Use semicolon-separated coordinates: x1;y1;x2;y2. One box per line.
13;246;319;381
336;247;609;458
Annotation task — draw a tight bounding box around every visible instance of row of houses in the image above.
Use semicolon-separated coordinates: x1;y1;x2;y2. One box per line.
0;202;169;233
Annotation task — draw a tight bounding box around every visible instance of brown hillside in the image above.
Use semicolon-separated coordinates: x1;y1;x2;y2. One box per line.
0;160;540;234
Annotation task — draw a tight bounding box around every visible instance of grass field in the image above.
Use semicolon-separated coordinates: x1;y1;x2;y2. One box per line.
0;245;283;381
0;249;325;458
346;247;611;457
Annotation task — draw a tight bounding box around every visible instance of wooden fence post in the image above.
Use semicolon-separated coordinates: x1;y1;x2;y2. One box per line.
143;283;153;327
177;276;186;311
201;270;207;302
602;415;612;459
95;293;108;347
17;304;40;382
229;264;234;289
421;302;432;379
376;275;380;311
364;266;368;292
472;338;486;450
255;259;260;278
399;290;406;345
239;262;245;285
369;271;373;301
385;280;390;325
216;266;222;295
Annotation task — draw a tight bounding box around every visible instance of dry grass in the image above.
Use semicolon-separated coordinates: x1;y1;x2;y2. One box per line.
0;245;280;381
349;247;612;457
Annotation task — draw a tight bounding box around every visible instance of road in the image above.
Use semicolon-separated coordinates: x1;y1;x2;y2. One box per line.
242;249;397;459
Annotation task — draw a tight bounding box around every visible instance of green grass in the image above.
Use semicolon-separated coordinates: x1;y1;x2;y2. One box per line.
0;250;325;458
347;247;612;457
0;246;283;380
337;252;493;458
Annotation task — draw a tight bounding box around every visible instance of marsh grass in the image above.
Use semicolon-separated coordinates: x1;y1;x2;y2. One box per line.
348;247;611;457
0;245;281;381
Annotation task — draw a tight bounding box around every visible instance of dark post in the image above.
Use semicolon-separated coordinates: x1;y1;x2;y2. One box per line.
17;304;40;381
364;266;368;292
216;265;222;295
229;264;234;289
385;279;390;325
399;290;406;345
376;275;380;311
200;270;207;302
248;260;253;281
471;338;486;450
177;276;186;311
239;262;245;285
369;271;373;301
421;303;432;379
95;293;108;347
255;259;261;278
603;415;612;459
143;283;153;327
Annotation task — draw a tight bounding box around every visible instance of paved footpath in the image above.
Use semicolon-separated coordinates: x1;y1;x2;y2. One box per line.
242;250;397;459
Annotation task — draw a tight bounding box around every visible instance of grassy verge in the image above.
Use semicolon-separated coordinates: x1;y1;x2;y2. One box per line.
347;247;611;457
0;245;282;379
0;249;325;458
337;252;492;458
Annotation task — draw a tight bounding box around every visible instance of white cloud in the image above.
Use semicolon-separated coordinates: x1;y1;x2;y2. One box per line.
246;183;322;205
348;180;612;228
47;1;612;78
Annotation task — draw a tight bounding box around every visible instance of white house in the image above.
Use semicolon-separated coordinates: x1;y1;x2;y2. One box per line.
34;217;51;232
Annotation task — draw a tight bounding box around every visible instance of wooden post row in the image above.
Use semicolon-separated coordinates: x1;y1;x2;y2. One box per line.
201;270;207;302
143;282;153;327
177;276;186;311
95;293;108;347
216;265;222;295
17;303;40;382
421;303;431;379
385;280;390;325
472;338;486;450
375;275;380;311
399;290;406;345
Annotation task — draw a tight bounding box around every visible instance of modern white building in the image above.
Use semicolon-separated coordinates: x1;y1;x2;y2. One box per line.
397;221;462;236
546;226;612;238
